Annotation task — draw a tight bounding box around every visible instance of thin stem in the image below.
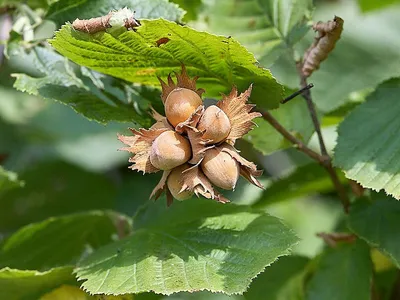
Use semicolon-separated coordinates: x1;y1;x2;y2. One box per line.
261;109;350;212
281;83;314;104
297;64;328;156
293;63;350;213
259;110;327;164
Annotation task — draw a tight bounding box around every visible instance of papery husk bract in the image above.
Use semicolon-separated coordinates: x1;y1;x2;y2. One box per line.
217;85;261;145
158;65;205;104
181;165;229;203
220;144;264;189
118;128;168;173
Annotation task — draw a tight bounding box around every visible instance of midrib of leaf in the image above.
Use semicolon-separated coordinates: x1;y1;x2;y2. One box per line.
50;19;284;109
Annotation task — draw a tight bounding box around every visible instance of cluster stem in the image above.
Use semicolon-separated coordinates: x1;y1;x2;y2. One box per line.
260;63;351;213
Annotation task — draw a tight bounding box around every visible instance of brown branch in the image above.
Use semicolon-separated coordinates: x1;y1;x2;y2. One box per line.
258;110;328;164
259;107;350;213
317;232;356;247
293;60;350;213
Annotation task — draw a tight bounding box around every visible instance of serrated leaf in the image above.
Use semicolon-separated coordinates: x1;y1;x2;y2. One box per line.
0;161;116;232
0;211;118;270
252;163;347;209
10;44;150;126
76;199;298;295
333;78;400;199
245;88;314;155
49;20;284;110
0;166;24;193
348;193;400;268
0;267;76;300
306;240;372;300
46;0;185;27
203;0;313;66
244;255;309;300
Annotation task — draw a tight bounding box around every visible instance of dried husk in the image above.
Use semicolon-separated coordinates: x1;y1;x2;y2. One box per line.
118;128;168;173
217;85;261;145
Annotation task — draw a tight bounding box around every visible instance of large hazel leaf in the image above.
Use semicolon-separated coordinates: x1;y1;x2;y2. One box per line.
333;78;400;199
76;199;298;295
0;267;77;300
46;0;185;27
203;0;313;66
0;211;118;270
10;44;150;126
348;193;400;268
244;255;309;300
306;240;373;300
49;20;284;110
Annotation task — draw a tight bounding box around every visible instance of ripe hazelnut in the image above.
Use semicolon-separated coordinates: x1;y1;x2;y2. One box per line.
197;105;231;143
150;130;191;170
200;147;240;190
165;88;203;127
167;165;193;200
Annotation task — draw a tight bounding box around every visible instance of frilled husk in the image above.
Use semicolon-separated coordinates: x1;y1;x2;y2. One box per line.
158;65;205;104
217;85;261;145
118;128;168;173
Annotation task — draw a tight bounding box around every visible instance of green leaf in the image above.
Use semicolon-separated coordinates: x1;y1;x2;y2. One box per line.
10;44;150;126
46;0;185;27
333;78;400;199
0;161;116;232
348;193;400;268
306;240;373;300
0;166;24;193
0;267;77;300
49;20;284;110
245;88;314;155
357;0;399;12
244;255;309;300
76;199;298;295
203;0;313;66
170;0;202;21
0;211;118;270
252;163;347;209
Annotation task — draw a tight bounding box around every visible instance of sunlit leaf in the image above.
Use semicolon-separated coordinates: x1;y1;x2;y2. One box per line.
49;20;284;110
333;78;400;199
76;199;298;295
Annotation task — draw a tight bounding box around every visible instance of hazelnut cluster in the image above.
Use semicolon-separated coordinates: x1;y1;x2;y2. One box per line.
118;66;263;205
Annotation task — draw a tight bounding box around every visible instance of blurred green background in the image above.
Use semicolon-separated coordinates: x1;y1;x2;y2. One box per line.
1;0;399;298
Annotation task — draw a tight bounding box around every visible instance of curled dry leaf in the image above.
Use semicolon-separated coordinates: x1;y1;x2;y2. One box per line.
72;7;140;34
118;128;168;173
302;16;344;77
217;85;261;145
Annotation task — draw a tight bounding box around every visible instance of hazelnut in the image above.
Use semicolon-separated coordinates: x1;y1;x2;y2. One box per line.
150;130;191;170
197;105;231;143
200;147;240;190
165;88;203;127
167;165;193;200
